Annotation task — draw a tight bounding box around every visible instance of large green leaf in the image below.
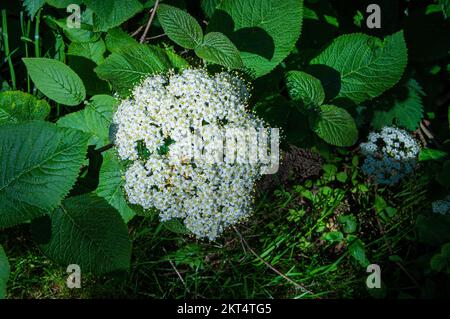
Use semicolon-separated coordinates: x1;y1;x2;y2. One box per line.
68;39;106;65
195;32;242;68
95;44;171;96
23;0;45;19
201;0;222;18
208;0;304;78
285;71;325;106
157;4;204;49
84;0;144;32
23;58;86;106
312;104;358;147
46;0;81;8
311;31;408;104
0;122;90;228
96;151;135;223
372;79;424;131
105;28;138;53
57;95;117;148
45;16;101;43
40;194;131;275
0;245;9;299
0;91;50;125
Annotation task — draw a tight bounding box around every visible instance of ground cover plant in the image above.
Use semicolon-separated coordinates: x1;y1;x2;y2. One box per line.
0;0;449;299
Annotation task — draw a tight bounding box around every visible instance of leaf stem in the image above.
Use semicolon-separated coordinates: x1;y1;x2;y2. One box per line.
140;0;160;44
1;9;17;90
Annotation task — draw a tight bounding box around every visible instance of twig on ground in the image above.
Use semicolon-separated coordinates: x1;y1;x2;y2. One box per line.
162;247;188;289
140;0;160;43
233;226;315;296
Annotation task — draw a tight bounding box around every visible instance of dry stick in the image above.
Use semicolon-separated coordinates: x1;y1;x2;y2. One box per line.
233;226;315;296
140;0;160;43
162;247;188;289
131;25;144;37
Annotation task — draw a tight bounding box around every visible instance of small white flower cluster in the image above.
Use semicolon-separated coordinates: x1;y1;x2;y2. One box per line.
432;196;450;215
113;68;269;240
360;127;420;185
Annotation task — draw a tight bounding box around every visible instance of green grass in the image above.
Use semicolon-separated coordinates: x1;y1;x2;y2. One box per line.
1;151;431;299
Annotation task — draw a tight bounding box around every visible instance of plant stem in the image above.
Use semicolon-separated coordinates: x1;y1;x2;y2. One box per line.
1;9;17;90
34;9;41;58
20;11;31;93
140;0;160;43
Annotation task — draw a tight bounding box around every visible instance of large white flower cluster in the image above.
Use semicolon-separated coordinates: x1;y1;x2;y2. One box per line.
113;68;269;240
360;127;420;185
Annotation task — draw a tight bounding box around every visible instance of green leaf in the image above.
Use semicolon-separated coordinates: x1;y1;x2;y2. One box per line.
0;245;10;299
105;28;138;53
95;44;170;96
374;195;387;214
157;4;204;49
336;171;348;183
208;0;304;78
339;215;357;233
312;104;358;147
195;32;242;69
23;0;45;19
286;71;325;106
347;236;370;267
68;39;106;65
201;0;222;18
419;148;448;162
0;91;50;125
45;17;101;43
40;194;131;275
57;95;117;148
46;0;81;8
372;79;425;131
0;122;90;228
84;0;144;32
311;31;408;104
23;58;86;106
165;47;190;70
324;231;344;242
96;150;135;223
162;218;189;234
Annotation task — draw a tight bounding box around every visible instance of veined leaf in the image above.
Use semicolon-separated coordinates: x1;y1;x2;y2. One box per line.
208;0;304;78
157;4;204;49
311;31;408;104
23;58;86;106
23;0;45;19
0;122;90;228
95;44;171;96
372;79;424;131
285;71;325;106
195;32;242;69
84;0;144;32
68;39;106;65
46;0;81;8
201;0;222;18
57;95;118;148
40;193;131;275
105;28;138;53
312;104;358;147
96;150;136;223
0;91;50;125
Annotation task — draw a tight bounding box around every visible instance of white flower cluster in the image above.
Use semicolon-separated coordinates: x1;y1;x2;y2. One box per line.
360;127;420;185
432;196;450;215
113;68;269;240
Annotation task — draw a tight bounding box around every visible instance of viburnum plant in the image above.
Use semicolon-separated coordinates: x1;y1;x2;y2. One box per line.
1;0;449;299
